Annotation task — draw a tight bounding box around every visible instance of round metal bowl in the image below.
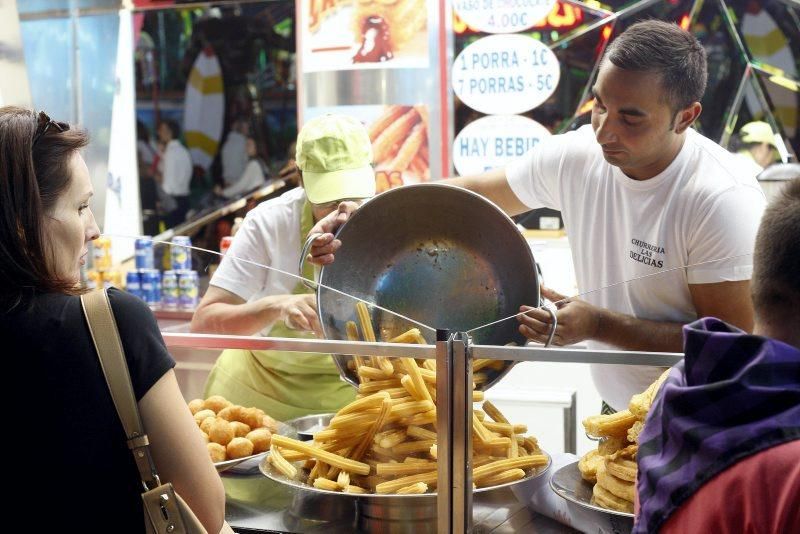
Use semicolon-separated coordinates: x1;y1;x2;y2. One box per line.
317;183;540;390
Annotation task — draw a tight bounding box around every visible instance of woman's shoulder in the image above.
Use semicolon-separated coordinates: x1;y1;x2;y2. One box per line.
106;287;157;324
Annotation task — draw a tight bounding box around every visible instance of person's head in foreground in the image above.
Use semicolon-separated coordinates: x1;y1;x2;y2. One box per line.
751;176;800;346
634;178;800;533
295;114;375;221
592;20;707;180
0;106;100;309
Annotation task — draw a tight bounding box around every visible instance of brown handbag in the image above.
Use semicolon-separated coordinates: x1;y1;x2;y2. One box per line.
82;289;232;534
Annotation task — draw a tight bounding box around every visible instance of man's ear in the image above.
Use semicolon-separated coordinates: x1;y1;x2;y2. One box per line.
673;102;702;134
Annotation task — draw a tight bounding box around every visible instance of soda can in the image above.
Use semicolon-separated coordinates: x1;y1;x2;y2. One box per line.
171;236;192;271
135;236;155;270
126;271;141;299
140;269;161;308
178;270;199;310
93;236;112;271
161;270;179;310
220;236;233;256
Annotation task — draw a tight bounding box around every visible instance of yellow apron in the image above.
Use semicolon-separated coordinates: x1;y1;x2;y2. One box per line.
203;201;356;421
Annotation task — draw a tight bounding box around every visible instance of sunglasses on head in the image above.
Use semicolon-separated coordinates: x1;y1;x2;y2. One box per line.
32;111;69;146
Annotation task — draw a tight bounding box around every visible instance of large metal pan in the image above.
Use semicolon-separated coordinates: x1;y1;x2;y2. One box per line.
314;183;541;390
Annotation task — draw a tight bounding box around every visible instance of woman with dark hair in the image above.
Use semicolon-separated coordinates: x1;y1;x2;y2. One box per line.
0;106;225;531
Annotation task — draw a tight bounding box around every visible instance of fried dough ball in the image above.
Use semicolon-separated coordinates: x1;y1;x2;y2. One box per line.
193;409;215;425
217;405;244;423
230;421;251;438
598;435;626;456
578;449;603;484
203;395;232;414
207;442;226;463
226;437;255;459
200;431;210;444
592;478;634;513
627;421;644;444
209;417;235;446
261;414;279;434
188;399;205;415
582;410;637;438
240;407;266;430
199;416;216;435
629;369;670;419
246;427;272;454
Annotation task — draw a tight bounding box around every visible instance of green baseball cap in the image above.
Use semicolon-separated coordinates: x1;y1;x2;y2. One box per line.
296;114;376;204
740;121;777;148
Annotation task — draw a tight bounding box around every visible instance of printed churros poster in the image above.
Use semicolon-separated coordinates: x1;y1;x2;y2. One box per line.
307;104;431;192
300;0;430;72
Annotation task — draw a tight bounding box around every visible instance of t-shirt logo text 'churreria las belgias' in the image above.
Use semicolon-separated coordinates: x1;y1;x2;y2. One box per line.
629;238;665;269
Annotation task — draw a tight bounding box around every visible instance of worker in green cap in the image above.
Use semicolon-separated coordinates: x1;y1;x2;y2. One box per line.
192;114;375;420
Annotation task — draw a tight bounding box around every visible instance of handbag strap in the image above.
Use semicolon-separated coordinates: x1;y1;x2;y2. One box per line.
81;289;161;491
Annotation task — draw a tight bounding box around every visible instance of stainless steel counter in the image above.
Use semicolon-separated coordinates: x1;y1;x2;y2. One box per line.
222;458;578;533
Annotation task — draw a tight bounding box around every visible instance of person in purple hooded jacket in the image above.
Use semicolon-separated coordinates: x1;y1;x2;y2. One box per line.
634;178;800;533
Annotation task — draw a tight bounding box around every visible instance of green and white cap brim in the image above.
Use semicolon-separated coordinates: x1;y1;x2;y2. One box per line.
303;165;376;205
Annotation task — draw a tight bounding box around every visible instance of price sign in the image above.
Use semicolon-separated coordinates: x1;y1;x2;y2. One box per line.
452;34;560;115
453;0;556;34
452;114;551;176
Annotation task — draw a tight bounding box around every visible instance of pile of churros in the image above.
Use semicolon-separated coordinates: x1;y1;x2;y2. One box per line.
368;105;430;192
578;370;670;513
266;302;548;495
189;395;280;463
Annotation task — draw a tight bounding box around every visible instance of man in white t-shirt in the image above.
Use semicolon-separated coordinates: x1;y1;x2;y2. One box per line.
191;114;376;420
156;119;193;227
309;21;766;411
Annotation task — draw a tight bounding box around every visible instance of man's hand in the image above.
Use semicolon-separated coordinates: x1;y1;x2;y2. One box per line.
279;294;322;335
307;201;361;265
517;285;601;346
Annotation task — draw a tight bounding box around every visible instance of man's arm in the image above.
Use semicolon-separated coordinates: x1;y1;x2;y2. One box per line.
688;279;754;332
190;285;321;336
446;168;531;216
519;280;754;352
518;287;684;352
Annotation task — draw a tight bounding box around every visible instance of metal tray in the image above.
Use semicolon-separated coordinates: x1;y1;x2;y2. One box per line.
283;413;335;441
258;450;551;500
549;461;634;518
317;183;541;390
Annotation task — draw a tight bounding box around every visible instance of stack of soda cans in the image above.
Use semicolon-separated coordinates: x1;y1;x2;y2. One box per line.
87;236;123;290
126;236;199;311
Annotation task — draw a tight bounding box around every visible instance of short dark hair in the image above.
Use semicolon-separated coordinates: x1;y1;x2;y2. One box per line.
160;119;181;139
605;20;707;112
0;106;89;310
751;178;800;322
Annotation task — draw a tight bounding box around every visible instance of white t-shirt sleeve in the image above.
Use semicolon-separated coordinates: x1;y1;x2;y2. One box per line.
210;214;271;300
504;128;586;211
686;185;766;284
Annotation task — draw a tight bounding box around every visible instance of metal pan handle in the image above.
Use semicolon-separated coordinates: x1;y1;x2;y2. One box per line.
536;262;558;348
544;306;558;348
299;233;322;291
